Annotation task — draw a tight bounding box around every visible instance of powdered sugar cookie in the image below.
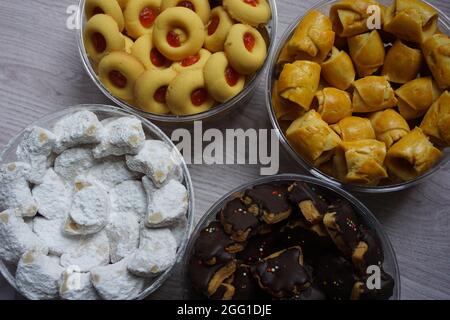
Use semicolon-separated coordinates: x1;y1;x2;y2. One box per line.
33;217;79;257
106;210;140;263
111;180;147;221
54;147;97;183
59;269;100;300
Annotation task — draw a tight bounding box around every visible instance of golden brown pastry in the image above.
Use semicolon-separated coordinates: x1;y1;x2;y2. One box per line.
334;139;388;186
382;39;422;84
331;116;375;142
422;34;450;89
329;0;383;37
384;0;438;44
321;47;355;90
369;109;410;148
272;81;305;121
352;76;397;113
285;10;335;63
315;88;352;124
348;30;385;77
420;91;450;147
386;128;442;181
396;77;441;120
278;61;321;111
286;110;342;166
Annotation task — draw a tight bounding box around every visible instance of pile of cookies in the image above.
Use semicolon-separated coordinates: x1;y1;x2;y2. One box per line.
272;0;450;186
0;109;189;300
83;0;271;116
187;181;394;300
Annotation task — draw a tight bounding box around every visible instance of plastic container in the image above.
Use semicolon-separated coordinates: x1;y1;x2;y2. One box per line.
182;174;400;300
265;0;450;193
77;0;278;123
0;104;195;300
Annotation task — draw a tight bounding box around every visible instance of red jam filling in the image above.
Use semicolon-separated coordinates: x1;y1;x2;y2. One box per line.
177;1;195;11
109;70;127;88
92;32;106;53
181;54;201;67
167;31;181;47
244;0;259;7
92;7;104;15
139;7;158;28
207;15;220;36
150;48;170;67
243;32;256;52
225;66;240;87
191;88;208;106
154;86;168;103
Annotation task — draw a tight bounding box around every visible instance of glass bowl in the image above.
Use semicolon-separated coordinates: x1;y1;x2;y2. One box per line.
0;104;195;300
265;0;450;193
182;174;400;300
77;0;278;123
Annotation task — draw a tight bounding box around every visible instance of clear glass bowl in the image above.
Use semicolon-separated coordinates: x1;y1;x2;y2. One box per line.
182;174;400;300
0;104;195;300
265;0;450;193
77;0;278;123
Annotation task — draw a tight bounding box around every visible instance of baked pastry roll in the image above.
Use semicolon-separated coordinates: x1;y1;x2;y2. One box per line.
272;81;304;121
321;47;356;90
382;40;422;84
278;61;321;111
315;88;352;124
286;110;342;166
334;139;388;185
386;128;442;181
396;77;441;120
420;91;450;147
369;109;410;148
352;76;397;113
348;30;385;77
384;0;438;44
422;34;450;89
330;0;383;37
331;116;375;142
286;10;335;63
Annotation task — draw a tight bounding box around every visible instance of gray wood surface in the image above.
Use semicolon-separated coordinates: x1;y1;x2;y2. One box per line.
0;0;449;300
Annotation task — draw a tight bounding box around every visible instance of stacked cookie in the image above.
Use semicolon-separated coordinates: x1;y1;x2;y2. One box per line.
0;110;189;300
272;0;450;186
83;0;271;116
188;181;394;300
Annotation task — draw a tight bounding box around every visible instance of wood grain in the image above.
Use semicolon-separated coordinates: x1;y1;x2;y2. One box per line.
0;0;449;300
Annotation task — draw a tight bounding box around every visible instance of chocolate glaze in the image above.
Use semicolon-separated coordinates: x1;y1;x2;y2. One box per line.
328;200;361;254
188;256;227;296
358;226;384;270
194;221;236;264
314;253;359;300
220;198;260;236
359;271;395;300
244;184;291;215
288;284;326;300
288;182;329;214
231;265;268;300
251;247;312;298
237;232;282;264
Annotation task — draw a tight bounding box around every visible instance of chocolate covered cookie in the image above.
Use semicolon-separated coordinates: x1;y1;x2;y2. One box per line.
351;271;394;300
243;184;292;224
251;247;312;298
352;226;384;272
288;182;329;224
219;198;260;242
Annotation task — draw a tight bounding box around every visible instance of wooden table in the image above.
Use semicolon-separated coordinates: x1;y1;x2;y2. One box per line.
0;0;449;300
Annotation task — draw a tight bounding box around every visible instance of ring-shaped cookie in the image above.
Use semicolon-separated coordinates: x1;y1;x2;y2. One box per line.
117;0;130;9
123;35;134;53
84;14;125;63
171;49;211;73
161;0;211;24
224;23;267;75
135;68;177;114
124;0;162;39
204;52;245;103
153;7;205;61
204;6;234;52
85;0;125;31
98;51;145;101
131;34;172;70
223;0;271;27
166;69;215;115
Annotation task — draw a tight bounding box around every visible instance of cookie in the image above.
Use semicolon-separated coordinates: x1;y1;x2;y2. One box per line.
243;184;292;224
228;264;266;300
236;232;281;264
211;283;236;300
351;226;384;272
194;221;243;265
219;198;260;242
288;182;328;224
351;270;394;300
251;247;312;298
